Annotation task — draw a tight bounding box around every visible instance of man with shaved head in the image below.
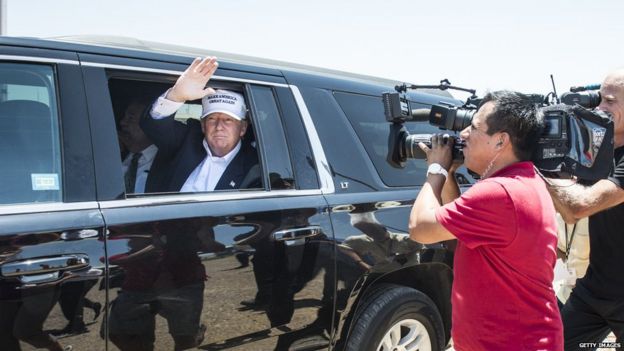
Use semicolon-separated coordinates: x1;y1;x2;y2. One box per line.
548;69;624;349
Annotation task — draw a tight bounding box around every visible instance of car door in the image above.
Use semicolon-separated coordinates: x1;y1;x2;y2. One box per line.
79;53;336;350
0;46;106;351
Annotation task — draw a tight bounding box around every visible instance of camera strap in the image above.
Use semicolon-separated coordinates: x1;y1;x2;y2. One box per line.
563;222;578;260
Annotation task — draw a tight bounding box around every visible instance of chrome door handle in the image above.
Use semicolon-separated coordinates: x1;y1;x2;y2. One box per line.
1;254;90;278
272;226;322;242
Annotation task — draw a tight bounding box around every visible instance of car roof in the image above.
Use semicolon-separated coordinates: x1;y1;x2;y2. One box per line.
0;35;456;100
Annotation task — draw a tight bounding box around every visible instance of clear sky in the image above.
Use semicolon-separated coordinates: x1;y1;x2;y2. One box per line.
5;0;623;100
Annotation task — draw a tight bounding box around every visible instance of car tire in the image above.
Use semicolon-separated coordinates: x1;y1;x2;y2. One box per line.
345;284;445;351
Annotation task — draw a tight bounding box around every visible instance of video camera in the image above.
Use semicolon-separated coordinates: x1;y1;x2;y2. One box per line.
383;81;613;181
554;83;601;108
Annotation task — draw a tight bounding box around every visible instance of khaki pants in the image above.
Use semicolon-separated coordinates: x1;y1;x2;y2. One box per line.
555;214;590;303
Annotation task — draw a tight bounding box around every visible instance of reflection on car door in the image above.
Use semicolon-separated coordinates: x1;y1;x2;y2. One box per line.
82;64;336;349
0;52;106;351
100;194;333;350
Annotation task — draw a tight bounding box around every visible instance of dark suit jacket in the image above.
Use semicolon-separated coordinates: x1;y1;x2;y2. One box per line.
141;111;258;193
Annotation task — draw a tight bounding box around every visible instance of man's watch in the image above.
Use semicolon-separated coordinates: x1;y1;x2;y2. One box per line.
427;163;448;179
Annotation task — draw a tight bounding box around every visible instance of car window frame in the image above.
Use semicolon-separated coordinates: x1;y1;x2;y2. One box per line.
0;51;98;214
0;62;64;205
246;84;297;190
79;59;329;210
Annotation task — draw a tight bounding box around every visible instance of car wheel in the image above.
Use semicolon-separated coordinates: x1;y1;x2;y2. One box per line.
345;284;445;351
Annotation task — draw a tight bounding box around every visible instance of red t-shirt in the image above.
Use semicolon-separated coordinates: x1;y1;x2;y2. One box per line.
435;162;562;351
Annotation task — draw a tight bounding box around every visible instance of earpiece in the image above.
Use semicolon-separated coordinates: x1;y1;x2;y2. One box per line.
496;140;503;148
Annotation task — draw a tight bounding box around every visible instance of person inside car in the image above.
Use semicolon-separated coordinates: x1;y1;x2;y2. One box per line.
141;57;258;193
118;99;157;194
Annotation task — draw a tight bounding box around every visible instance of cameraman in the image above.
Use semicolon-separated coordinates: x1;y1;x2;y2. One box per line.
409;91;562;350
548;69;624;349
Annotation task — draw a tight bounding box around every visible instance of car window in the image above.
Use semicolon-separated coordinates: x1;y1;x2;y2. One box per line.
273;87;319;190
335;91;477;187
107;77;265;196
334;91;439;187
249;85;295;190
0;63;63;205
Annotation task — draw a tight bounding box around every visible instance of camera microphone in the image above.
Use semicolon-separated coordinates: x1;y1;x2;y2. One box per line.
570;84;601;93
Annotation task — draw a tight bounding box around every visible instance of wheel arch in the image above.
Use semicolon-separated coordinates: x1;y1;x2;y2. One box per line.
334;262;453;350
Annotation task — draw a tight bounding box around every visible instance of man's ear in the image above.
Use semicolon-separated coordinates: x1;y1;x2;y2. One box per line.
497;132;510;149
200;118;206;134
239;120;248;137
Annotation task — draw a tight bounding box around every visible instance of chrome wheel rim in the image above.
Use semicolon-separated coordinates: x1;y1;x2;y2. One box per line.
376;318;432;351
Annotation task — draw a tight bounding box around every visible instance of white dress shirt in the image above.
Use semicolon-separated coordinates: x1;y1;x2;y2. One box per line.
180;139;241;192
150;90;184;119
122;144;158;193
150;92;241;193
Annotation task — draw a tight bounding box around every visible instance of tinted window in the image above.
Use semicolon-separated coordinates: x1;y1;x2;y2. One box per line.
274;87;319;190
334;91;442;187
249;85;295;190
0;63;62;204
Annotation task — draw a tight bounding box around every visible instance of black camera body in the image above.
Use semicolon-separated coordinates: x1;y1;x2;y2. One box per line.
429;104;474;131
382;91;613;181
535;109;569;161
537;104;613;180
388;128;464;165
561;91;601;108
383;93;466;167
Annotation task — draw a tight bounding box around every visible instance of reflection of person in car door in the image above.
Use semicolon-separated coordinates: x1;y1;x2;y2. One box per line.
0;234;74;351
52;279;102;337
106;219;212;351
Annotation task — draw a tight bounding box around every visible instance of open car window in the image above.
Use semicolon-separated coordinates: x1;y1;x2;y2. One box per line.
107;76;267;197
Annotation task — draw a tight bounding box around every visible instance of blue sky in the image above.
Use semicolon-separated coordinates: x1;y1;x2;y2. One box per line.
5;0;623;99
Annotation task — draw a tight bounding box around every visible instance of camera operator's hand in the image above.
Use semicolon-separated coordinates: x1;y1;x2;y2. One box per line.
418;133;454;171
449;159;464;174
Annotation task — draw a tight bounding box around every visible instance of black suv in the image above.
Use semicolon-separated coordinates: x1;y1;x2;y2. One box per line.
0;36;473;351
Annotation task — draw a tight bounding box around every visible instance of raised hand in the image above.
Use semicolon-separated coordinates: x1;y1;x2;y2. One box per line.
166;57;219;102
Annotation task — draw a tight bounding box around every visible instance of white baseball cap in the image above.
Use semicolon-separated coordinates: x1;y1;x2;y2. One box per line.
201;89;247;121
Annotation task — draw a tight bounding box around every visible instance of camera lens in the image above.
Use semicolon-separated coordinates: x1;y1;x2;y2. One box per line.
561;91;601;108
403;134;429;159
454;109;475;131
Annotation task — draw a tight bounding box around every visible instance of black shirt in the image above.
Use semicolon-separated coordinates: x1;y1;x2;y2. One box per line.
580;146;624;298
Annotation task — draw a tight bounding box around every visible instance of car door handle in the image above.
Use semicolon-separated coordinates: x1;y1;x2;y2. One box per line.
0;254;90;283
272;226;322;242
